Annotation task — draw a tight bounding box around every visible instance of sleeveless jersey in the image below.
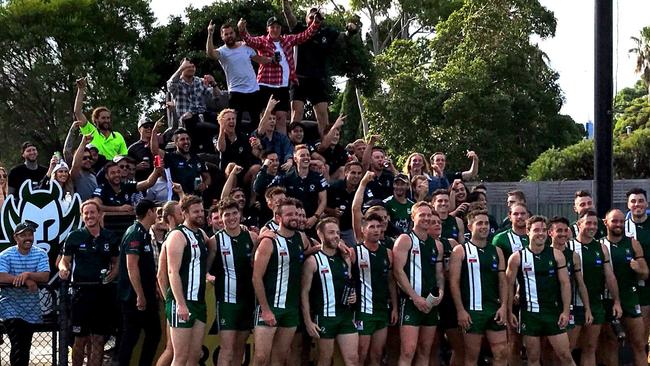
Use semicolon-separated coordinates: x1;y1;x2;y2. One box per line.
557;246;577;305
354;243;391;315
440;237;453;272
441;215;461;241
568;239;605;307
311;251;349;317
518;246;561;314
571;218;607;240
402;232;439;298
625;218;650;289
263;231;304;309
492;229;529;260
461;241;501;312
213;229;254;304
601;236;637;298
167;225;207;302
264;219;279;232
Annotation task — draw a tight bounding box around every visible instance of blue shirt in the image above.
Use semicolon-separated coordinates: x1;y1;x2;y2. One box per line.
0;246;49;323
254;131;294;164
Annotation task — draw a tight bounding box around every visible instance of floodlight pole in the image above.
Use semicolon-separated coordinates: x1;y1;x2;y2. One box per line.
594;0;613;217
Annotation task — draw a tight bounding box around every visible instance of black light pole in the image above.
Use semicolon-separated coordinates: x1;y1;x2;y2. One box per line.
594;0;613;217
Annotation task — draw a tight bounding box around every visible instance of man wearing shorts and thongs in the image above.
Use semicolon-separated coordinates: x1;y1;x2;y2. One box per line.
548;216;593;353
624;187;650;341
252;198;310;365
599;209;648;366
567;209;622;366
449;209;509;366
301;218;359;365
392;201;444;366
209;198;259;366
506;216;575;366
165;195;216;366
353;213;398;366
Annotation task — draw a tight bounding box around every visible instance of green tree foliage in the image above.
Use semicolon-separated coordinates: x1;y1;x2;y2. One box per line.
365;0;583;181
0;0;161;165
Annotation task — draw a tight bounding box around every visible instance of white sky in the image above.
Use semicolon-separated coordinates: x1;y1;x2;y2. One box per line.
150;0;650;124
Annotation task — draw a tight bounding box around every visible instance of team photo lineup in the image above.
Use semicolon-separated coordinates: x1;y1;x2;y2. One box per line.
0;1;648;366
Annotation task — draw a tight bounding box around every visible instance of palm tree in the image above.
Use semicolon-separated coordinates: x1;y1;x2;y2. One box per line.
630;27;650;102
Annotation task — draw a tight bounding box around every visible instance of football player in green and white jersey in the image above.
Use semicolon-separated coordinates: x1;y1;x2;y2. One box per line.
449;209;509;366
260;186;287;234
252;197;310;366
625;187;650;340
600;209;648;366
165;195;217;366
506;216;575;366
302;218;359;366
209;198;259;366
570;190;607;239
431;189;465;242
392;201;444;365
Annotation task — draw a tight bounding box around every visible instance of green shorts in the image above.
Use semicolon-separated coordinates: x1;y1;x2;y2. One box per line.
466;309;506;334
637;282;650;306
254;305;299;328
399;298;439;327
519;311;566;337
439;295;458;330
315;311;357;339
166;298;207;328
216;301;254;331
355;311;388;336
604;296;641;320
589;297;606;325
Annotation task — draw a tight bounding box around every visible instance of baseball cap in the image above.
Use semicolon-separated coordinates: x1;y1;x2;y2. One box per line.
138;117;153;128
52;161;69;174
21;142;36;153
14;221;38;235
85;143;99;152
112;155;134;164
288;121;305;132
267;16;281;27
394;173;409;183
135;199;158;217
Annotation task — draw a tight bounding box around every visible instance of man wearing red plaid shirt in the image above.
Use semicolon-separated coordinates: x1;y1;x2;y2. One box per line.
237;16;320;135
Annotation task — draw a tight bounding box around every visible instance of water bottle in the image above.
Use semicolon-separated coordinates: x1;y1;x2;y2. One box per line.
611;319;626;343
341;277;356;306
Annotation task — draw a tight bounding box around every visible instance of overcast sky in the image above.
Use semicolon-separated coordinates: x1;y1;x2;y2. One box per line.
150;0;650;124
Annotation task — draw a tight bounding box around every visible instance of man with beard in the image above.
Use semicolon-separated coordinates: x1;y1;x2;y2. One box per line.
326;161;363;246
497;190;527;233
567;210;622;366
271;144;328;231
570;190;607;239
449;210;508;366
70;134;99;201
353;213;398;366
93;160;161;214
220;163;259;231
392;202;444;366
206;21;269;135
128;117;157;181
7;142;48;195
316;116;349;180
0;221;49;366
431;189;464;242
165;195;216;366
301;218;358;365
260;186;287;233
59;200;120;366
208;198;259;366
383;174;415;237
599;209;648;366
548;216;593;355
491;202;529;365
151;123;211;196
506;216;575;366
74;78;128;160
624;188;650;340
117;199;161;366
362;136;395;202
238;15;320;134
252;198;310;365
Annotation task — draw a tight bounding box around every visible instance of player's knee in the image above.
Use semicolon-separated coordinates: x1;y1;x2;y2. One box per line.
400;342;417;360
491;342;508;361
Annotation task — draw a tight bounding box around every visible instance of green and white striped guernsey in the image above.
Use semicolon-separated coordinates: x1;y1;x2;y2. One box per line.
213;229;254;304
461;241;501;312
492;229;529;261
353;243;391;315
517;246;561;314
311;251;349;317
568;239;605;307
557;246;576;305
263;231;304;309
600;236;637;299
402;232;439;298
264;219;279;232
166;225;207;302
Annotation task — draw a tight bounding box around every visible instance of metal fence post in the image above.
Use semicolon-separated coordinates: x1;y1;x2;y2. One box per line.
58;281;69;366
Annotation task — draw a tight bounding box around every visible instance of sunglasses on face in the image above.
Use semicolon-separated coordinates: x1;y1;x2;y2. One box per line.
82;156;92;161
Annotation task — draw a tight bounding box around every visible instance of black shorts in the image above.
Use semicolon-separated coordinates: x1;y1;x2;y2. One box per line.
290;77;329;104
70;285;118;336
258;85;290;113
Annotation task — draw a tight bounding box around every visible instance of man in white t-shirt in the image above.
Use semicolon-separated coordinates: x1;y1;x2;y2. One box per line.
206;21;271;135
